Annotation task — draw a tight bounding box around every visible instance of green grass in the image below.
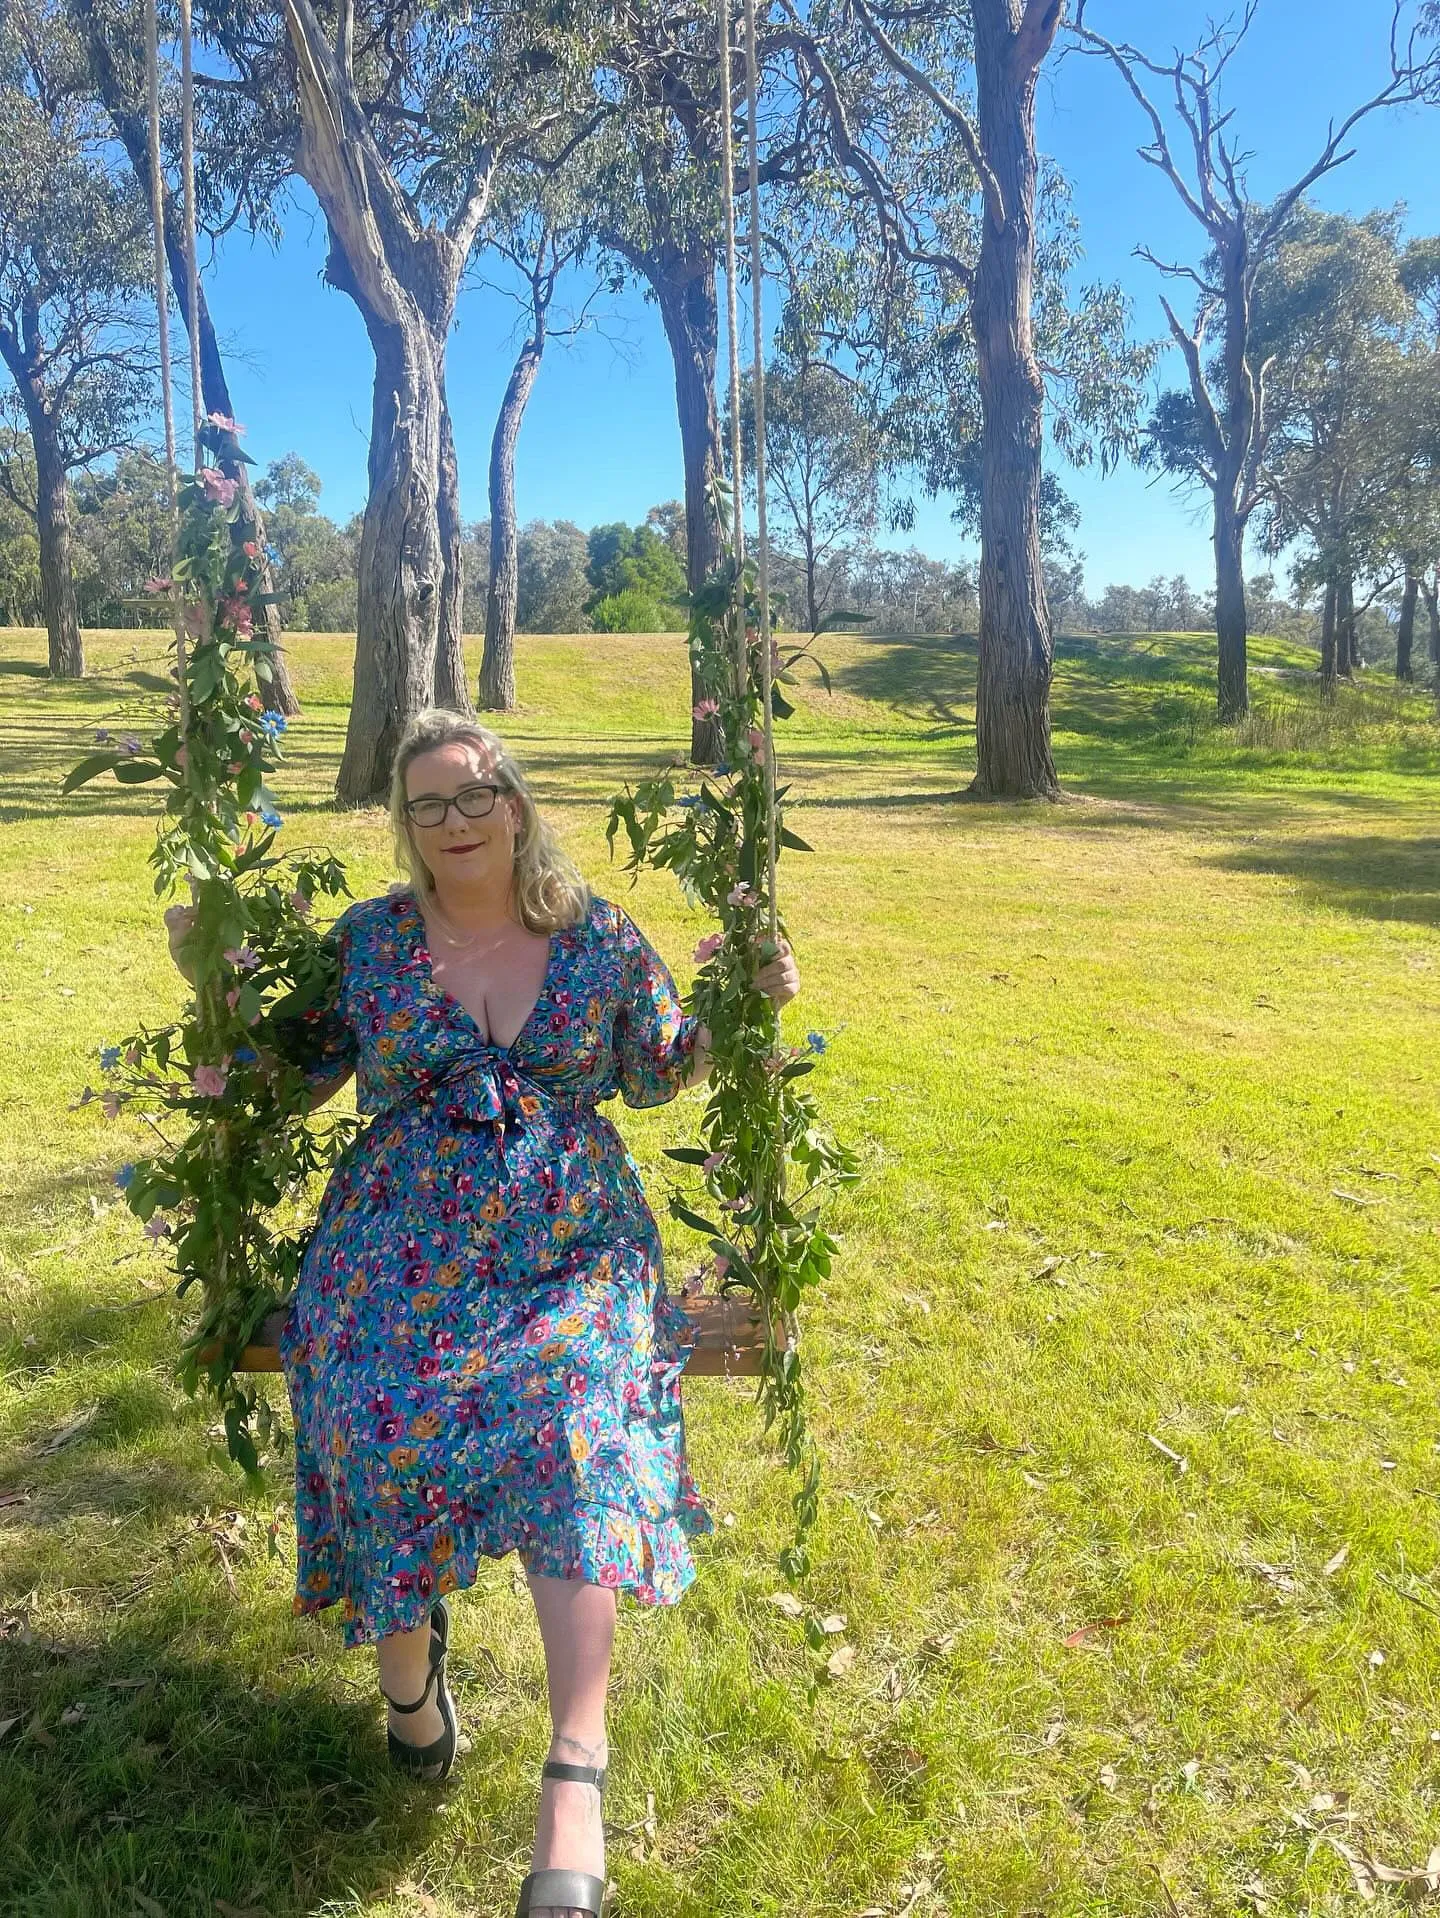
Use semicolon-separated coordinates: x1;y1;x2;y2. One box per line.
2;623;1439;1917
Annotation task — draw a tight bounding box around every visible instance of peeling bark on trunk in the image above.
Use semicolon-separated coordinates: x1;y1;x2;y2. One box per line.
1396;568;1417;681
968;0;1059;799
481;321;544;711
33;412;83;679
652;254;723;764
1214;498;1248;721
432;396;470;712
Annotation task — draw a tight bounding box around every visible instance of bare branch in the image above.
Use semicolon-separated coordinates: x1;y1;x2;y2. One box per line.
1133;246;1219;296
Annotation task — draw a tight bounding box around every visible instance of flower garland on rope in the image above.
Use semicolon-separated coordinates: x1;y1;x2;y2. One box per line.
68;420;354;1483
607;529;859;1579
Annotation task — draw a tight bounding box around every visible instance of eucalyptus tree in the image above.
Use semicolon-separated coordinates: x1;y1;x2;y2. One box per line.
773;0;1150;797
0;0;152;678
70;0;300;711
1254;207;1420;689
193;0;586;801
1073;0;1440;719
473;183;609;710
742;348;895;633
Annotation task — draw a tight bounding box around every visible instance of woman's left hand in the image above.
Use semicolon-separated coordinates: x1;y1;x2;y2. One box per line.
755;937;800;1010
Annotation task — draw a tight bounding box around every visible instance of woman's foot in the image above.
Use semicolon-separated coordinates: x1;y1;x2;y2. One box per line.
379;1607;449;1750
528;1733;608;1918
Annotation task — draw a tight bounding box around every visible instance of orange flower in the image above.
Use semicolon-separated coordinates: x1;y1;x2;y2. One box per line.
388;1010;414;1032
435;1262;464;1289
383;1128;405;1150
538;1340;564;1361
557;1314;585;1336
409;1411;442;1439
376;1037;396;1058
307;1570;331;1592
410;1291;439;1313
387;1445;419;1471
345;1276;367;1297
460;1351;488;1375
551;1219;574;1242
568;1192;589;1217
479;1195;505;1222
570;1434;590;1463
329;1431;347;1457
433;1529;455;1564
519;1094;540;1117
436;1565;460;1595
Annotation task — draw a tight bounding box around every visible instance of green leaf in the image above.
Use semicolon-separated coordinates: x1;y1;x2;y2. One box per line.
61;751;123;794
778;826;814;853
662;1147;714;1166
670;1199;722;1237
781;1059;816;1081
112;759;165;785
771;688;795;721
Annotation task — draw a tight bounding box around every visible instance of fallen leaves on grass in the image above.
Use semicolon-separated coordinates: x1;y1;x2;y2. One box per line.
1063;1616;1128;1649
819;1613;848;1635
826;1644;857;1679
767;1590;805;1619
0;1488;33;1509
1313;1833;1440;1900
1145;1433;1188;1473
35;1404;100;1456
1322;1544;1349;1578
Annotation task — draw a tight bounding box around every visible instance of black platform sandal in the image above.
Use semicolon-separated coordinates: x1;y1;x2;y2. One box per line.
514;1757;609;1917
381;1600;458;1782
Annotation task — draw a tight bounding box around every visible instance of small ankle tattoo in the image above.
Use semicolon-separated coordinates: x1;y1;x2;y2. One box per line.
551;1730;608;1766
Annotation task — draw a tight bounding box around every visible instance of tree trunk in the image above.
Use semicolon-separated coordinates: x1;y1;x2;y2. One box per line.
967;0;1059;799
336;304;452;804
1396;567;1418;681
1213;497;1248;720
74;0;300;717
1424;573;1440;669
1337;575;1356;677
432;394;470;713
32;410;83;679
481;322;545;711
652;253;723;763
1320;575;1338;693
803;496;820;636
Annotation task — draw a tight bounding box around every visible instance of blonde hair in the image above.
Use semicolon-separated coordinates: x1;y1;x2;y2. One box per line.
388;709;591;935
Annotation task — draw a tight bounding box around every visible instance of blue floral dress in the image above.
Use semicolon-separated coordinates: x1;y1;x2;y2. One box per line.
278;890;714;1648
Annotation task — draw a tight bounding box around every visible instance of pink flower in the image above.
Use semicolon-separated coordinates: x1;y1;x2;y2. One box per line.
290;890;312;916
244;694;263;712
242;540;259;558
175;745;188;771
693;932;723;964
124;1045;141;1068
205;411;244;434
199;467;238;508
100;1091;122;1121
144;1215;171;1240
727;882;756;908
228;761;244;774
218;596;253;637
143;576;172;595
193;1064;228;1098
702;1152;724;1173
223;945;259;970
714;1254;730;1281
184;604;206;637
747;728;766;759
692;698;720;721
225;987;241;1013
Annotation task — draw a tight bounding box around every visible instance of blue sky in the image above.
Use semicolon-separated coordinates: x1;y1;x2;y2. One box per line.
204;0;1438;596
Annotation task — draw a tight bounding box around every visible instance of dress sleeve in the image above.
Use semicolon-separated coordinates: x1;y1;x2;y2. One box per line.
269;910;359;1091
612;907;700;1108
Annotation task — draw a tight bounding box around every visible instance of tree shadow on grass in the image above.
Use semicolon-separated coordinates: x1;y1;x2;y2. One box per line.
1204;832;1440;927
0;1619;480;1917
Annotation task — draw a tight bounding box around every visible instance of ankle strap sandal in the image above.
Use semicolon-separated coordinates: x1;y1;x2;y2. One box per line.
514;1757;608;1916
381;1600;458;1783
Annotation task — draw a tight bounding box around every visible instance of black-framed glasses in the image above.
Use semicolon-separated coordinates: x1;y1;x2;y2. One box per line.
404;783;503;828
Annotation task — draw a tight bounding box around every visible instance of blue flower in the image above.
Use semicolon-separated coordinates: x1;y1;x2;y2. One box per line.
232;1045;257;1063
260;806;283;829
806;1031;827;1054
99;1045;121;1072
114;1164;136;1190
713;763;731;778
259;711;287;736
94;728;111;744
677;794;704;810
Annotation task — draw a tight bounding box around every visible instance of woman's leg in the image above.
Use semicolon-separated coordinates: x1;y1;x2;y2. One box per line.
525;1571;617;1918
376;1615;447;1745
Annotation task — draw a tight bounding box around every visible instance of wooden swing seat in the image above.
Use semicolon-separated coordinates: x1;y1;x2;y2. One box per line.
203;1292;782;1378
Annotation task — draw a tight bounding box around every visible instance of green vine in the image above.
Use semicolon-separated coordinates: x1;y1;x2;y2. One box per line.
607;541;859;1580
68;419;353;1485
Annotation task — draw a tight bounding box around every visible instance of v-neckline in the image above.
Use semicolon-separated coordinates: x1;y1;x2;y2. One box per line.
402;893;557;1056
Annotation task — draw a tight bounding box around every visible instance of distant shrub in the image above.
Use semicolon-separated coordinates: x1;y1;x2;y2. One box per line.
589;588;684;633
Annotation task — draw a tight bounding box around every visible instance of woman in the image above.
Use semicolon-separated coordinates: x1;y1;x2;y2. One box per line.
167;709;798;1918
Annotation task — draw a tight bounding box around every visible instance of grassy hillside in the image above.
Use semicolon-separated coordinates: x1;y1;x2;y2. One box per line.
1;624;1438;1917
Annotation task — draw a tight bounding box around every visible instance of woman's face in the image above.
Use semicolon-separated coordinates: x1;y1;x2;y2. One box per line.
404;740;524;893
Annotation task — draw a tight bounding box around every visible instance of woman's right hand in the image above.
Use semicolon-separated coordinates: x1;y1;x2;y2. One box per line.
164;903;198;984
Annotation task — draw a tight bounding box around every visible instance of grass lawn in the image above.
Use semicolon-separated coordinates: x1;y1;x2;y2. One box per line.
1;623;1439;1917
